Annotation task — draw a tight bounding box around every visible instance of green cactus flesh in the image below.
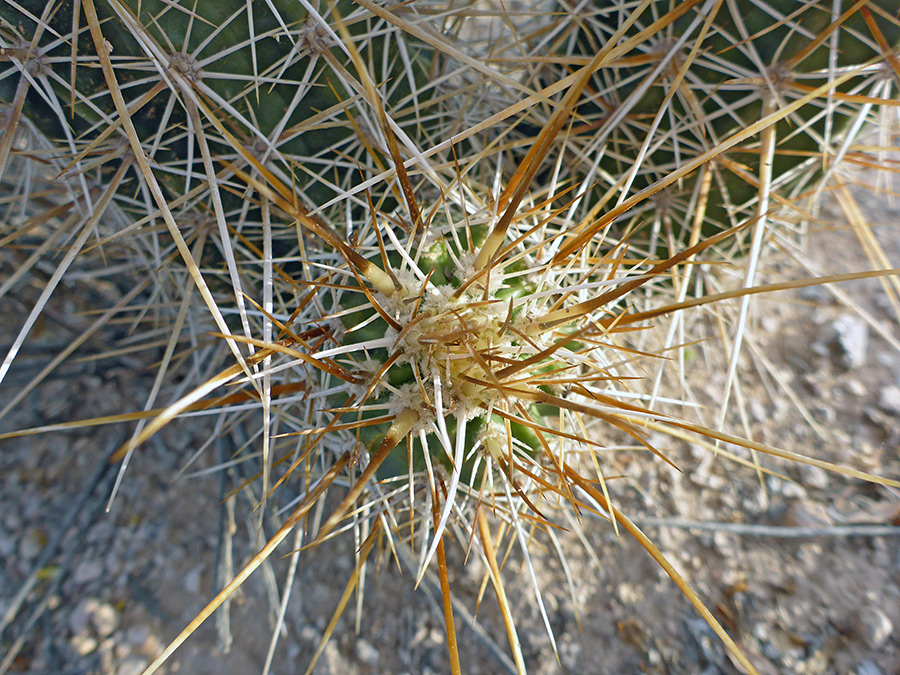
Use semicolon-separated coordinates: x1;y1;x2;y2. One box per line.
536;0;900;240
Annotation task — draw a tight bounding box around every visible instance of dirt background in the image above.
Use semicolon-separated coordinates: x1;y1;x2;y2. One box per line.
2;166;900;675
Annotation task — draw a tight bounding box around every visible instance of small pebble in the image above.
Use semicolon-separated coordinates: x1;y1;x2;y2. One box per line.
857;658;884;675
71;633;98;656
124;624;150;648
799;285;830;304
844;379;867;397
91;602;118;639
877;385;900;415
863;609;893;649
355;638;380;666
767;477;807;499
810;340;830;359
712;531;739;557
69;599;92;636
73;559;103;584
875;352;898;370
799;464;829;490
182;566;202;594
300;624;319;643
749;399;767;423
690;469;727;491
832;315;869;369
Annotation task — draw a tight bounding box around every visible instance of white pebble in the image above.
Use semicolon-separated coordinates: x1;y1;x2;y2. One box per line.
355;638;380;665
91;602;118;638
863;609;893;649
877;385;900;414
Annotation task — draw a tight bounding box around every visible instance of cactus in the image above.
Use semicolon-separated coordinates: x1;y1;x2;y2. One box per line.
537;0;900;246
1;1;899;673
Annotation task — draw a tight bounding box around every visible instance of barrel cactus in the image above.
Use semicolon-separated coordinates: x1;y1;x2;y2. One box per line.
1;1;898;673
536;0;900;247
